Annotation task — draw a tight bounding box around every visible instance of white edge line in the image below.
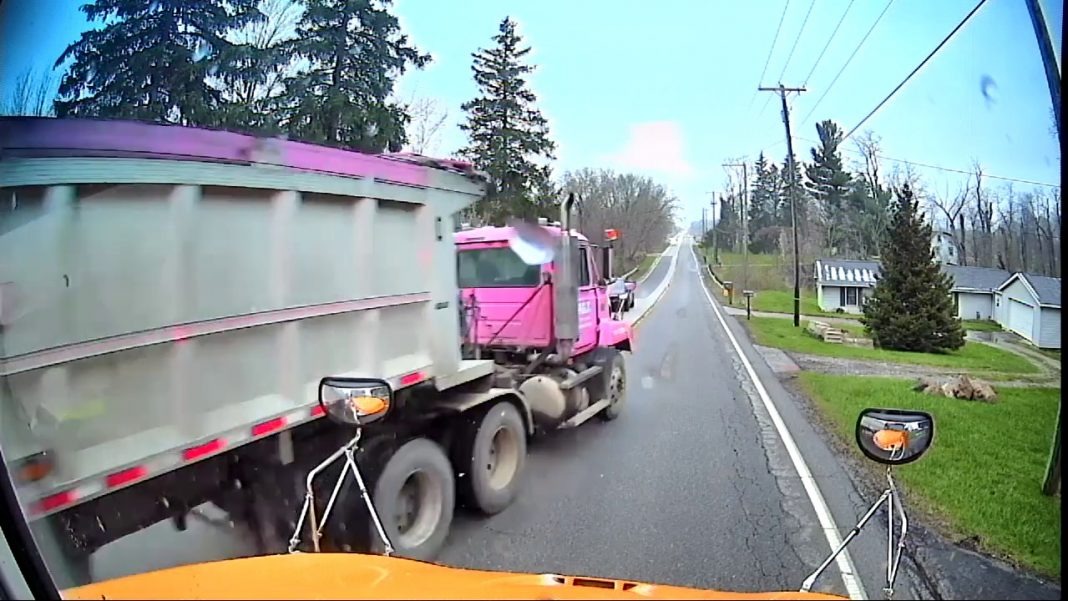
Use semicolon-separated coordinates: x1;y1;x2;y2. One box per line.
688;243;868;601
634;245;669;286
625;244;679;326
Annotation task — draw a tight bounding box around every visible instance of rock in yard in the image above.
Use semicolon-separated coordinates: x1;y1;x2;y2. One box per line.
913;375;998;402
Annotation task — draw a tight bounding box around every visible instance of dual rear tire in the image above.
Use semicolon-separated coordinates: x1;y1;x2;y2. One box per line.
368;401;527;560
353;356;626;561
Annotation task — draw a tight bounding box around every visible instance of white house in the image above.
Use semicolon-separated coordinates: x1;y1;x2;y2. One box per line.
993;272;1061;349
814;259;880;314
931;230;962;266
942;265;1011;321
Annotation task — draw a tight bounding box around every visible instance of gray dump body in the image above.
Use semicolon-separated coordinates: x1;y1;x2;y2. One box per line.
0;118;493;517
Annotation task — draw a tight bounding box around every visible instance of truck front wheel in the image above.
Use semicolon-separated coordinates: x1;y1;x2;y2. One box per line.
598;350;627;421
370;438;454;561
456;401;527;515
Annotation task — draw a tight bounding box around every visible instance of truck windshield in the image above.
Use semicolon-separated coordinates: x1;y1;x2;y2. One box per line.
457;247;542;288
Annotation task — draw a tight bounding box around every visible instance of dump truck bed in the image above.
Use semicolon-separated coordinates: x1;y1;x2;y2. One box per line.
0;118;493;516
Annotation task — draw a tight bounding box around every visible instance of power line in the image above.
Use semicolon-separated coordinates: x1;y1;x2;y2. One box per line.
750;0;792;112
756;0;792;97
802;0;855;86
841;0;989;142
797;0;895;128
777;0;816;81
793;135;1060;188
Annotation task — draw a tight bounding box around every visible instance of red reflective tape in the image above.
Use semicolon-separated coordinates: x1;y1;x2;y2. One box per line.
311;405;326;417
182;438;225;462
36;490;76;513
251;416;287;437
106;465;147;488
400;371;425;386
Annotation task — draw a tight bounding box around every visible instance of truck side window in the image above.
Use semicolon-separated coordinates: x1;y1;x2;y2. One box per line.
578;247;591;287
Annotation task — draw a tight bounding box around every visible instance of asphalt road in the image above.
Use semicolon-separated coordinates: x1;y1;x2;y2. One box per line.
634;248;673;300
438;242;929;598
86;239;933;598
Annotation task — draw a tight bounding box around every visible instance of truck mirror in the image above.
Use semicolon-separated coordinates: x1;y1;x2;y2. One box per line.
507;219;556;265
855;408;934;465
318;377;393;426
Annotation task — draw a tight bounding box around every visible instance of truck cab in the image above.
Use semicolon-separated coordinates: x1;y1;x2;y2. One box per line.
454;224;632;358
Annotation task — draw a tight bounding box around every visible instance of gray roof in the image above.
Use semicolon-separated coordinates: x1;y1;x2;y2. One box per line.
1020;273;1061;307
815;259;881;287
942;265;1011;292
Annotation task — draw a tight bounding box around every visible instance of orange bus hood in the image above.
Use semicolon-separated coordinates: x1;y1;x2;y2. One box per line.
64;553;845;600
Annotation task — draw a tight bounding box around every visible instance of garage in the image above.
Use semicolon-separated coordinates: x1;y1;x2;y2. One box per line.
1006;298;1034;338
995;272;1062;349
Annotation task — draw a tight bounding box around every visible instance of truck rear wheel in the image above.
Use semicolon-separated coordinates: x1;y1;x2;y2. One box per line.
456;401;527;515
370;437;454;561
599;350;626;421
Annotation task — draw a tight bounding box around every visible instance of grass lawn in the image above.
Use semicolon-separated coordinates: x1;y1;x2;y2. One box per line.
628;253;660;282
1037;348;1061;362
744;317;1039;374
798;373;1061;578
962;319;1002;332
699;248;861;320
746;289;836;317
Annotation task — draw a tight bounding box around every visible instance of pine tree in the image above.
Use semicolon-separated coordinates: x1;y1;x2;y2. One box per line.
748;152;780;253
460;17;557;223
211;0;304;135
862;184;965;352
54;0;261;125
283;0;430;153
804;120;853;254
779;151;808;230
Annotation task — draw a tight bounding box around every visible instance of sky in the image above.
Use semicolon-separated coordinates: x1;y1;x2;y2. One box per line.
2;0;1062;229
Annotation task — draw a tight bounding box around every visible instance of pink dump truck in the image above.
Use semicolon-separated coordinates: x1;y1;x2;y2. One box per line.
0;117;632;586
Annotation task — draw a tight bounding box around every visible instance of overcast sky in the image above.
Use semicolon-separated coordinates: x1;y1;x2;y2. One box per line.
2;0;1061;227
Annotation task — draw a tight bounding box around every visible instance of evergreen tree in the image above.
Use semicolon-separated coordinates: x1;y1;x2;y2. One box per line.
804;120;853;254
283;0;430;152
748;152;780;253
460;17;557;223
862;184;964;352
779;151;807;229
211;0;303;135
54;0;261;125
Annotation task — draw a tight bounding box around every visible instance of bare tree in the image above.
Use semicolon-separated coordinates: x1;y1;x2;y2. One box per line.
403;95;449;156
930;182;968;265
560;168;677;272
971;161;995;267
3;68;58;116
213;0;304;129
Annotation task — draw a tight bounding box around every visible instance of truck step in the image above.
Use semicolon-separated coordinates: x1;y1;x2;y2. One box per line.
559;399;610;429
558;365;603;390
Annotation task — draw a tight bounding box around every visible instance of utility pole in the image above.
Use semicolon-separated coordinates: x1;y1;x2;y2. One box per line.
710;196;719;265
701;206;707;242
759;84;805;327
723;162;749;292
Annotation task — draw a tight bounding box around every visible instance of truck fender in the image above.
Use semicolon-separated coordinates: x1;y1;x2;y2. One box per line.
598;318;634;353
435;389;535;437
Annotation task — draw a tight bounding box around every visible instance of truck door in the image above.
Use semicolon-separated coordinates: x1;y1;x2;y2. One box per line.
575;244;601;354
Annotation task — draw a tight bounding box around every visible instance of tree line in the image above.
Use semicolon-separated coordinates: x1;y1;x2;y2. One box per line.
3;0;675;270
706;120;1060;281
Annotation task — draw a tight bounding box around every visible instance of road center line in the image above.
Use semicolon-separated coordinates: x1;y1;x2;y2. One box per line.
687;242;868;601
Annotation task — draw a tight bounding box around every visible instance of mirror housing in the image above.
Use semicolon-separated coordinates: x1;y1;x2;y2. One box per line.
507;219;556;266
318;377;393;426
855;408;934;465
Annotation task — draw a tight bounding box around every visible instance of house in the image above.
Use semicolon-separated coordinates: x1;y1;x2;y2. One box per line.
814;259;880;314
943;265;1011;321
931;230;962;266
993;272;1061;349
